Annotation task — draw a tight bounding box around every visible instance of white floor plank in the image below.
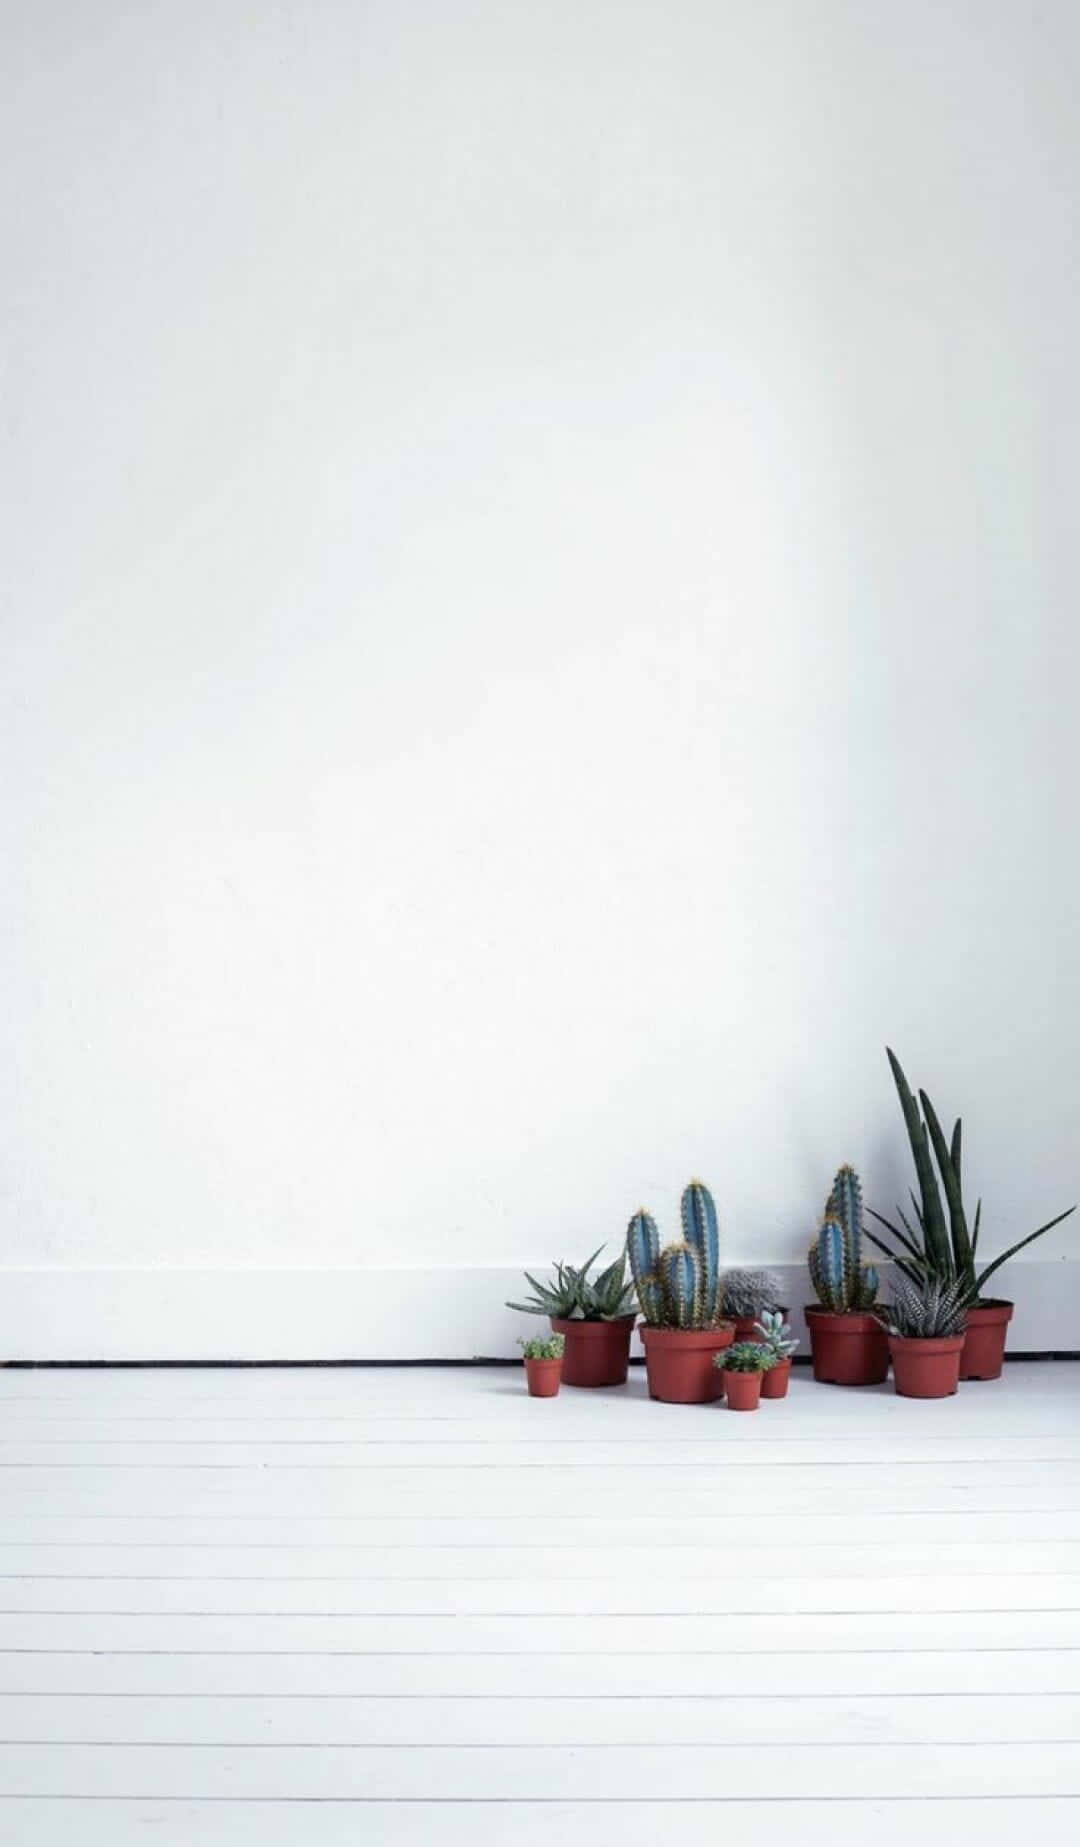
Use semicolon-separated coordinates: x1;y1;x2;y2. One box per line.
0;1362;1077;1838
0;1799;1077;1847
1;1571;1077;1614
1;1691;1076;1745
4;1646;1079;1698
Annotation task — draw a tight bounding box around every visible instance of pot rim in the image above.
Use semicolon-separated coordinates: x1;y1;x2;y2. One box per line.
804;1305;884;1327
886;1333;966;1356
640;1322;735;1349
549;1314;637;1335
964;1299;1014;1319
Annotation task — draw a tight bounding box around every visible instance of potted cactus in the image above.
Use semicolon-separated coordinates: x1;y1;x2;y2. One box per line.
865;1048;1076;1381
506;1246;637;1387
755;1309;799;1398
520;1333;564;1398
806;1164;889;1385
627;1180;734;1403
713;1342;774;1411
720;1268;787;1342
880;1275;968;1400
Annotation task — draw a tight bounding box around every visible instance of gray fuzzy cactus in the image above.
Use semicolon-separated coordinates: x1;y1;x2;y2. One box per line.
721;1267;784;1319
627;1180;723;1329
808;1164;879;1312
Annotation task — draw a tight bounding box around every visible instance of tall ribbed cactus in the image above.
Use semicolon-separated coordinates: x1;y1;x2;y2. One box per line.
627;1181;723;1328
808;1164;879;1312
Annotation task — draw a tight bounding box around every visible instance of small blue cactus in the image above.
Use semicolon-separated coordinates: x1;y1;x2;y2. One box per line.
627;1180;724;1328
808;1165;879;1312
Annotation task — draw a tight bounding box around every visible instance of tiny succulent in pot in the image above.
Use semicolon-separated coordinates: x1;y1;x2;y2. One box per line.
714;1341;776;1373
721;1267;785;1319
518;1333;565;1361
506;1248;636;1322
754;1309;799;1361
880;1274;968;1341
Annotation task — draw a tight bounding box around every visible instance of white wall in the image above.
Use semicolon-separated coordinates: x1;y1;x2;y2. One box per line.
2;1;1078;1355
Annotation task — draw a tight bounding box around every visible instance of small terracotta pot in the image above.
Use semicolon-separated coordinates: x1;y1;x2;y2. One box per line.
550;1315;636;1388
805;1307;889;1386
888;1334;965;1400
723;1369;764;1411
960;1300;1013;1381
730;1308;790;1344
524;1357;562;1398
760;1356;792;1399
641;1324;735;1403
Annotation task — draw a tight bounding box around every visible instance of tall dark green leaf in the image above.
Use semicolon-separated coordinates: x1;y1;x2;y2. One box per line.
886;1048;950;1272
919;1087;972;1285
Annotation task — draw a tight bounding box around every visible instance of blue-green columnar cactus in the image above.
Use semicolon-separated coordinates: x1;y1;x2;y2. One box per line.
681;1179;720;1320
808;1165;879;1312
626;1180;724;1328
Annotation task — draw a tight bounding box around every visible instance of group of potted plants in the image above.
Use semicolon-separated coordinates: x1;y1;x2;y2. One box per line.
509;1047;1076;1406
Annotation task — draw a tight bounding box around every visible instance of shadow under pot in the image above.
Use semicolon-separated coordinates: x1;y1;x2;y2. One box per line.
959;1300;1013;1381
641;1324;735;1403
805;1307;890;1386
888;1333;965;1399
550;1315;636;1388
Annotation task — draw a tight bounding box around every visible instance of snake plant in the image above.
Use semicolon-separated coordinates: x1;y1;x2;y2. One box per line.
866;1047;1076;1305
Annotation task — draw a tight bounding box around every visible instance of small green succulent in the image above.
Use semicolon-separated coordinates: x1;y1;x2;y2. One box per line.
754;1309;799;1361
714;1341;776;1374
519;1333;565;1361
506;1247;636;1322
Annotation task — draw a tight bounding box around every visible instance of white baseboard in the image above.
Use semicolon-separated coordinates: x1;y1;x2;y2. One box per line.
1;1261;1078;1362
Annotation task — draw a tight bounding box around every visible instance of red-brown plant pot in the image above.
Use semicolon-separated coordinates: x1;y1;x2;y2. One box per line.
550;1315;636;1388
960;1301;1014;1381
888;1333;965;1400
641;1324;735;1404
730;1309;790;1344
760;1356;792;1399
723;1369;764;1412
805;1308;889;1386
524;1357;562;1398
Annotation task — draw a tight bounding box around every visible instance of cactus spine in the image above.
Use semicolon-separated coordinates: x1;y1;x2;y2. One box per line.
627;1180;723;1328
808;1164;879;1312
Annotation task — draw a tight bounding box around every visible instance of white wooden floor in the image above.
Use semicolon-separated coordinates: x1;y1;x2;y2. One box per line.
1;1361;1078;1845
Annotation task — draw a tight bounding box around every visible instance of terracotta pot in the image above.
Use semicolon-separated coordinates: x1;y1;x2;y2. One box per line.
550;1315;636;1387
723;1369;764;1411
760;1355;792;1399
805;1308;889;1386
960;1300;1014;1381
730;1308;790;1344
640;1324;735;1403
889;1333;965;1400
524;1357;562;1398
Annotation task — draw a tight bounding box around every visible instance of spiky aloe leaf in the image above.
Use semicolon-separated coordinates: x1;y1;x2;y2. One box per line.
681;1180;720;1322
885;1048;951;1274
660;1241;701;1330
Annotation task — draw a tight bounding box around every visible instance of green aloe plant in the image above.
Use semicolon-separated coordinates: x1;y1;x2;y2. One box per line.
866;1047;1076;1305
506;1247;636;1322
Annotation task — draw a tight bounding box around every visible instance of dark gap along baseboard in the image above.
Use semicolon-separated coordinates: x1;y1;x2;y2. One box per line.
3;1353;1079;1370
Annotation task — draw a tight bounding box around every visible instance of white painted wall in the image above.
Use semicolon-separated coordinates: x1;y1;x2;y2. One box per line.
2;1;1078;1355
